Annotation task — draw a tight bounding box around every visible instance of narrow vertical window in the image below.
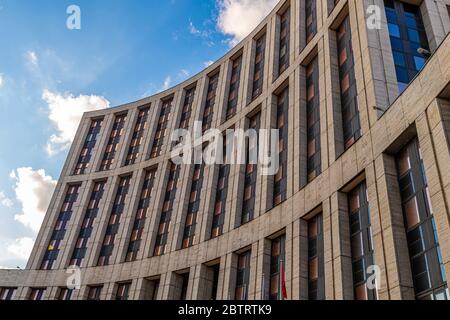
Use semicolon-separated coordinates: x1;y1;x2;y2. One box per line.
125;169;157;262
396;139;449;300
115;282;131;300
337;17;360;150
58;288;73;301
179;273;190;300
74;119;103;175
29;288;46;301
308;214;325;300
97;176;131;266
202;73;220;133
70;181;106;267
154;162;180;256
278;8;291;76
0;288;16;300
306;57;321;182
306;0;317;43
150;98;173;159
182;163;204;249
252;33;266;100
273;88;289;207
384;0;430;93
125;107;150;166
179;87;196;130
100;114;127;171
41;184;80;270
348;181;376;300
235;251;251;300
87;285;103;300
211;137;230;238
269;235;286;300
241;112;261;225
226;55;242;120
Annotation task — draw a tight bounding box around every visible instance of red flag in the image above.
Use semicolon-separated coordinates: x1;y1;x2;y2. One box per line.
280;260;288;300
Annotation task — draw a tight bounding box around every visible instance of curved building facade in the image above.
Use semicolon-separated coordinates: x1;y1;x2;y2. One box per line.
2;0;450;300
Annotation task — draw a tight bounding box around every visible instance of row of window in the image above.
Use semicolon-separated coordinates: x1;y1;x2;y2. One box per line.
14;139;450;299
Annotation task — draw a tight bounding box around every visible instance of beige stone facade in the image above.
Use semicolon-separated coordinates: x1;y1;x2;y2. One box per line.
1;0;450;300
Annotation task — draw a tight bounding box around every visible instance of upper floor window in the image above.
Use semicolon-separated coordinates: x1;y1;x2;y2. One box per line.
87;285;103;300
115;282;131;300
306;0;317;43
41;184;80;270
384;0;430;93
278;8;291;76
100;114;127;171
252;33;266;100
74;119;102;175
269;235;286;300
235;251;251;300
203;72;220;133
29;288;46;301
125;107;150;166
336;16;361;150
226;55;243;120
396;139;449;300
348;181;376;300
150;98;173;159
70;181;106;267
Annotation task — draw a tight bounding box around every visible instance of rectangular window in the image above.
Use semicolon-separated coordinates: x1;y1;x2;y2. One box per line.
202;72;220;133
384;0;430;93
252;33;266;100
153;162;180;256
97;176;132;266
41;184;80;270
125;107;150;166
115;282;131;301
29;288;46;301
0;287;16;300
269;235;286;300
70;181;106;267
306;57;321;182
308;214;325;300
87;285;103;300
179;273;190;300
58;288;73;301
306;0;317;43
226;55;242;120
182;164;204;249
74;119;103;175
337;16;361;150
125;169;157;262
150;98;173;159
100;114;127;171
348;181;376;300
278;8;291;76
211;137;231;238
235;251;251;300
241;112;261;225
179;87;196;130
273;88;289;208
396;139;449;300
145;279;160;300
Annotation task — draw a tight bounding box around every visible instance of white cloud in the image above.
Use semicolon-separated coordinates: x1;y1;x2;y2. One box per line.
10;167;57;232
216;0;278;46
204;60;214;68
179;69;190;78
42;89;110;156
0;73;4;88
0;191;13;207
27;51;39;65
7;237;34;261
159;76;172;92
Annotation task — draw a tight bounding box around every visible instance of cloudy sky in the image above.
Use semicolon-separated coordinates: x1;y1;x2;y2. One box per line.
0;0;278;269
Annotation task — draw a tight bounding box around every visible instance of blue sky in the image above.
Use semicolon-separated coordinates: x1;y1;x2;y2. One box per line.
0;0;278;268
